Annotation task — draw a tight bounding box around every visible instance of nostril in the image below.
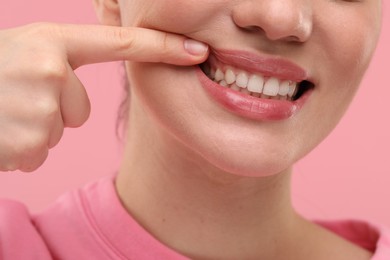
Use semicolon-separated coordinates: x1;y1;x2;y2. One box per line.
232;1;313;43
241;25;265;34
241;25;302;43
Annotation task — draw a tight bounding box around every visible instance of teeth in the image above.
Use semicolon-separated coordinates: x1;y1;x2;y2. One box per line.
288;83;297;97
279;81;291;96
263;78;279;97
215;69;224;81
247;75;264;93
236;72;249;88
225;69;236;85
219;80;228;87
208;65;300;100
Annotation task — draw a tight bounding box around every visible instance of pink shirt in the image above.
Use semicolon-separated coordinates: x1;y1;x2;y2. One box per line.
0;177;389;259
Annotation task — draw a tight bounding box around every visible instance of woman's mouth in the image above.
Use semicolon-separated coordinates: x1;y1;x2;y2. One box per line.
196;49;315;121
200;55;314;102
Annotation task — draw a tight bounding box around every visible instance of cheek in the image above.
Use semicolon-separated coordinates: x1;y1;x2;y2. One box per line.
319;4;381;89
280;7;382;164
126;63;199;129
310;5;381;127
121;0;227;33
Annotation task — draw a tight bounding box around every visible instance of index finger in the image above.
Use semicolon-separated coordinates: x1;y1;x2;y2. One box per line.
55;24;209;69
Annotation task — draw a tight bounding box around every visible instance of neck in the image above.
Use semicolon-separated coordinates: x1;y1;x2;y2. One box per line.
116;100;306;259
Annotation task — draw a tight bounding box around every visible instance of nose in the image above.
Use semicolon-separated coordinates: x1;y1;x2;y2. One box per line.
232;0;313;43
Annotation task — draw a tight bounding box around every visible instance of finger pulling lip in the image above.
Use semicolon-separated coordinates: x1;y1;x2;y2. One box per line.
196;48;313;121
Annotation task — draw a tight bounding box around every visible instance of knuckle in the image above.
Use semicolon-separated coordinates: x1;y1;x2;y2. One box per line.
17;133;48;159
159;32;170;52
154;32;172;61
38;58;68;82
30;99;60;129
112;27;136;53
20;23;69;82
37;97;59;121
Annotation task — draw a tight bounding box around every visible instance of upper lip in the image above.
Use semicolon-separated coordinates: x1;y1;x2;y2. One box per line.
208;49;309;83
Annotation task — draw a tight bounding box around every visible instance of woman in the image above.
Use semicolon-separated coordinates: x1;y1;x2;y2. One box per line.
0;0;388;259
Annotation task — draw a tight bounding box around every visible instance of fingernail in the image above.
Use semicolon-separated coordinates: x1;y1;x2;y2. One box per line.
184;39;209;56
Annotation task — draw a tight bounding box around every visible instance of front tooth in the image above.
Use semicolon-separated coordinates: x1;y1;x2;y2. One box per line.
225;69;236;85
247;75;264;93
236;72;248;88
263;78;280;96
215;69;224;81
288;82;297;97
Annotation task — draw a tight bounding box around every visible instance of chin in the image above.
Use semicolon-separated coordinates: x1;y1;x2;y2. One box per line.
215;159;291;178
186;137;296;178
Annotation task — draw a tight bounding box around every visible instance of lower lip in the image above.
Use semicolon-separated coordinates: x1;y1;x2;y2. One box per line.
196;66;312;121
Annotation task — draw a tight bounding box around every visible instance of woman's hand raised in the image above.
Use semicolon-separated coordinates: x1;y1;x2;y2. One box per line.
0;23;209;172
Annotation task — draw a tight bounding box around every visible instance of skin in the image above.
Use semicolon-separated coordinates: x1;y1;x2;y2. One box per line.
0;24;208;171
0;0;382;259
112;0;382;178
95;0;381;259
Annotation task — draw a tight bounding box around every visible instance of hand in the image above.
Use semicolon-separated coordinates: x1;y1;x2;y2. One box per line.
0;23;209;172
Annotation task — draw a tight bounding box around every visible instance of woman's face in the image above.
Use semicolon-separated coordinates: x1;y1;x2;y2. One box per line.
118;0;381;176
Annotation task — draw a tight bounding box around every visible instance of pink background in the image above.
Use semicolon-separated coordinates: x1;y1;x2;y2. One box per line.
1;1;389;227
